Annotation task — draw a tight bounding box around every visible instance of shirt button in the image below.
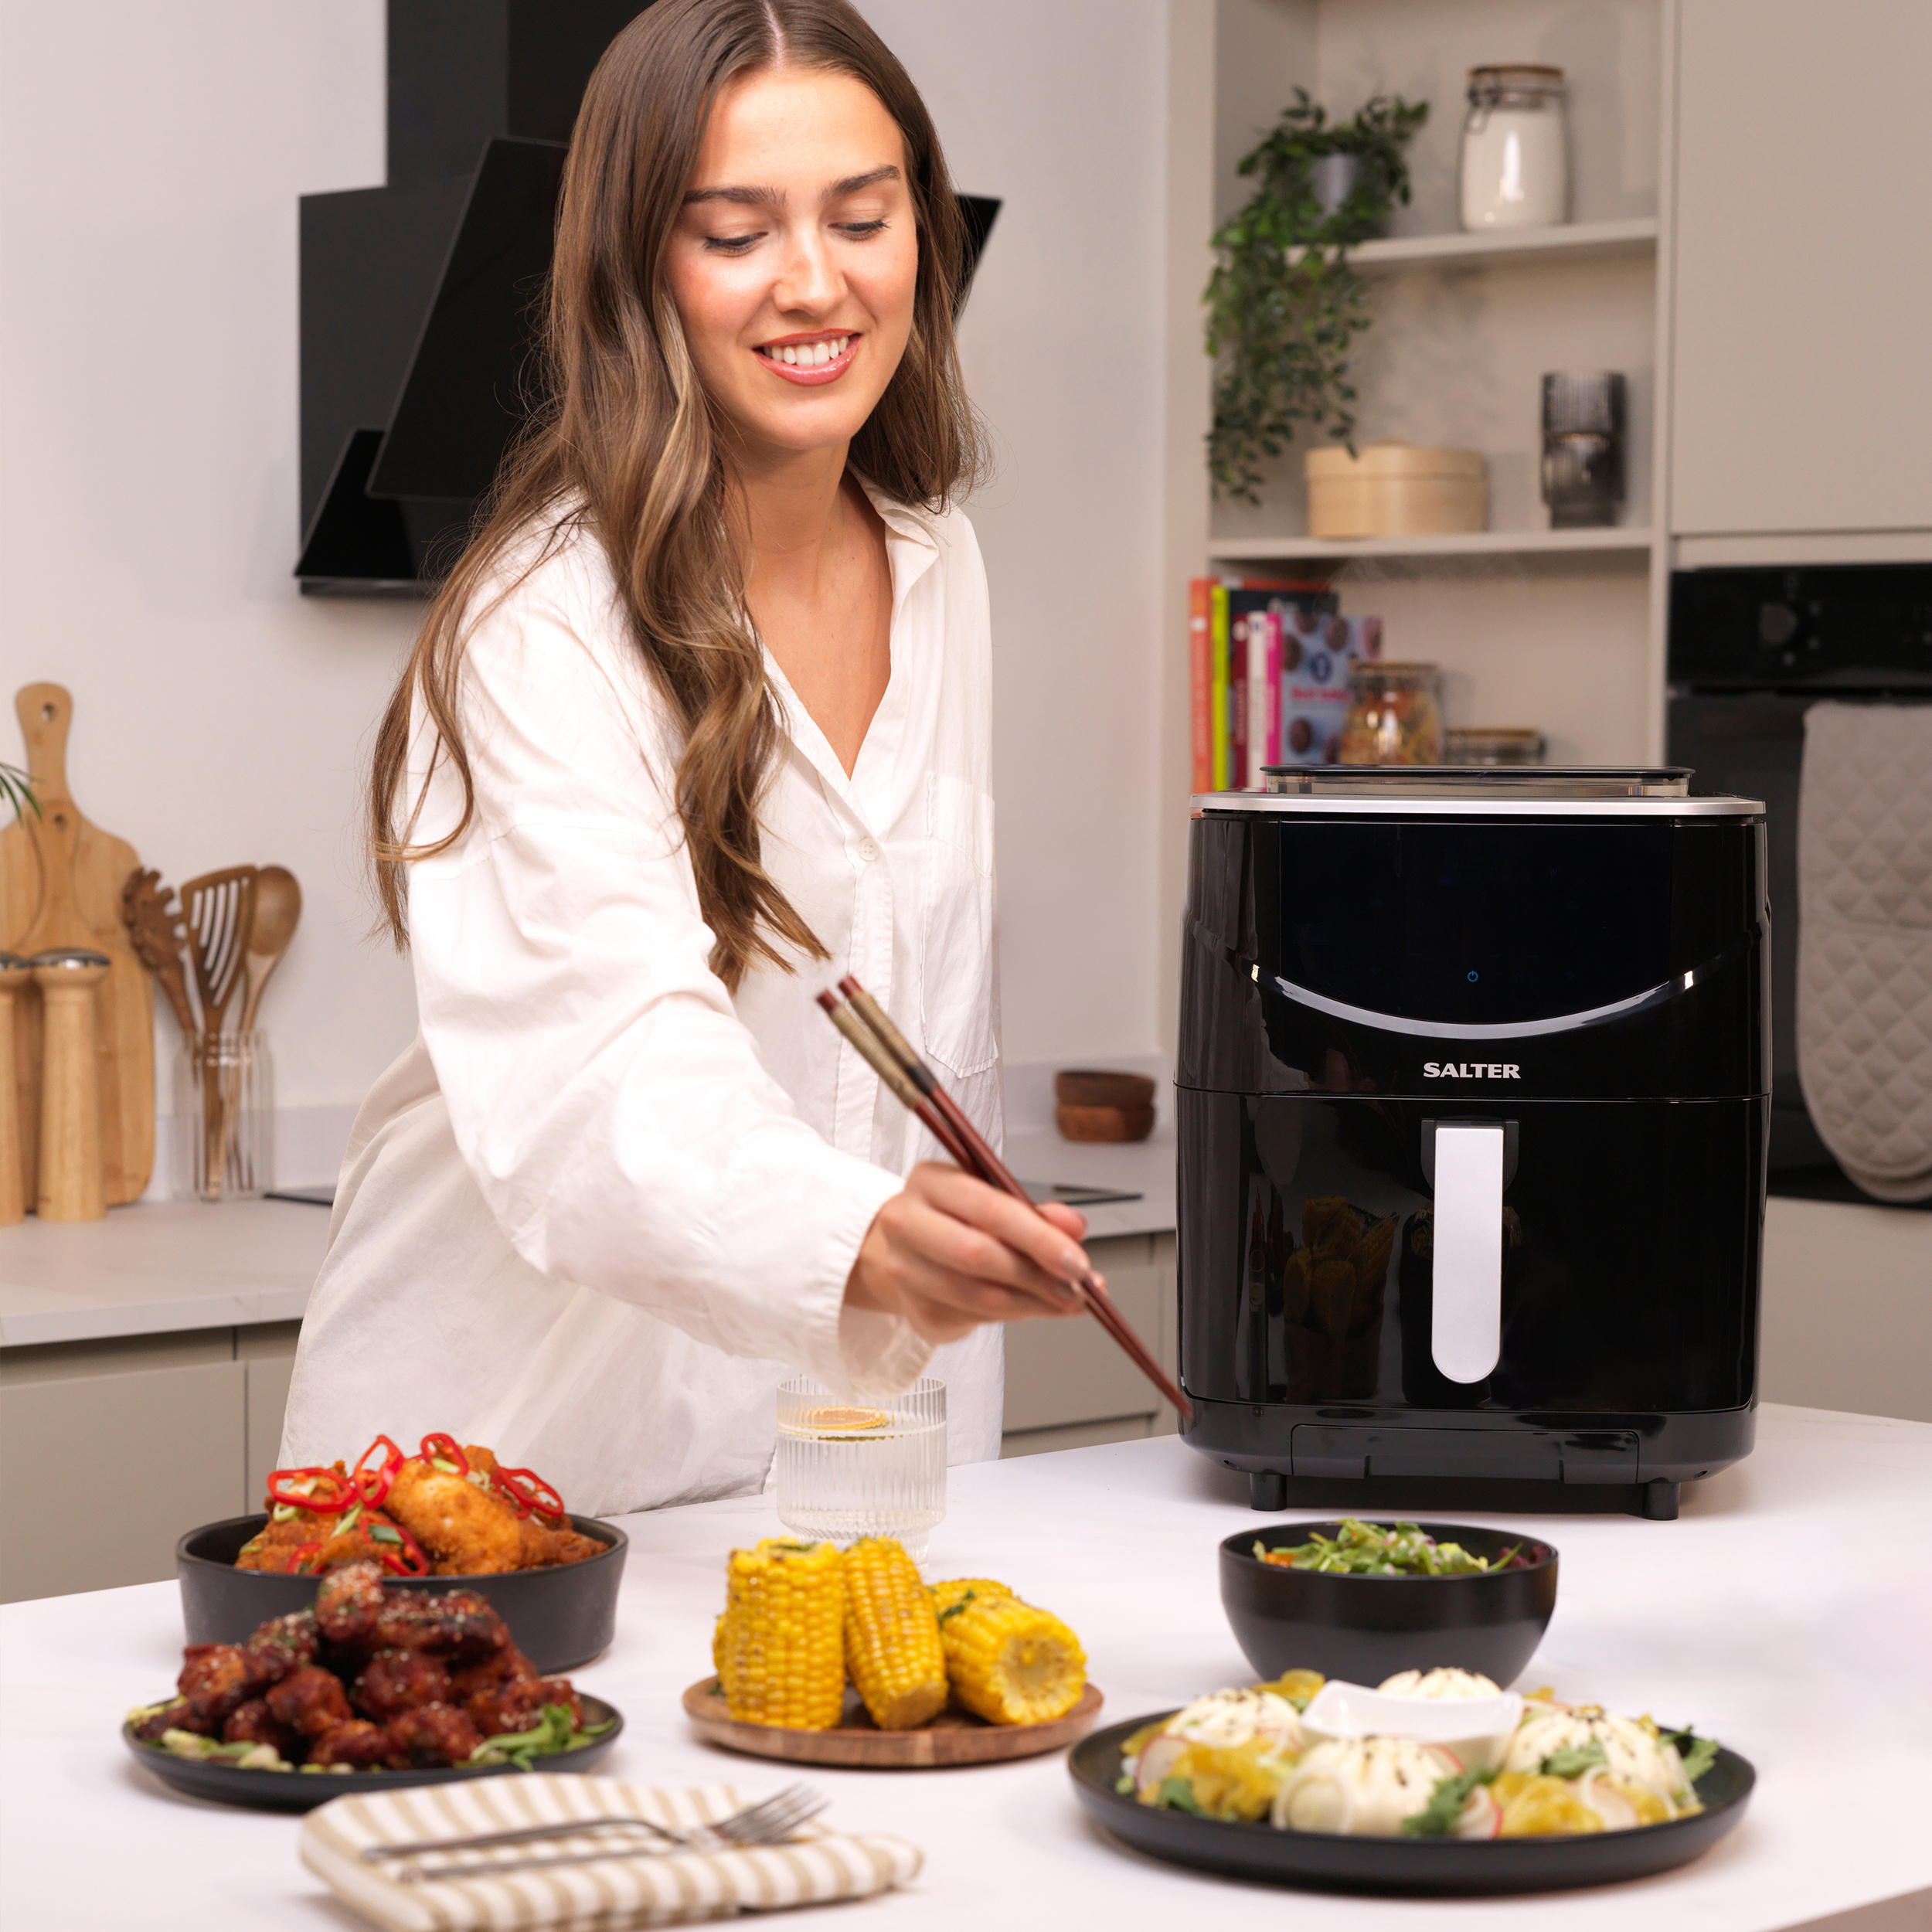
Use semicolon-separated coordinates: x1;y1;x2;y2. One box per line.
858;839;880;863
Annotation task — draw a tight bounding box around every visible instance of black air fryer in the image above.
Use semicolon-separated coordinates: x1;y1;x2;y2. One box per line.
1176;767;1768;1520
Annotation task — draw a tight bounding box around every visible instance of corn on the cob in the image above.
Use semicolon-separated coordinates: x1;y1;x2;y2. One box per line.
715;1538;846;1730
927;1577;1012;1617
840;1539;947;1730
935;1587;1086;1726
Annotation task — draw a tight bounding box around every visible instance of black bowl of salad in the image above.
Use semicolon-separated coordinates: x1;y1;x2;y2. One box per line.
1219;1519;1557;1689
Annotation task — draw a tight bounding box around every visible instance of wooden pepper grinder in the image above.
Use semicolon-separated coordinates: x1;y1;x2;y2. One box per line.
0;953;29;1223
30;947;111;1220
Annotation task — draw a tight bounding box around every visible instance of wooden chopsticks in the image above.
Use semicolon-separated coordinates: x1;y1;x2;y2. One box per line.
817;976;1192;1422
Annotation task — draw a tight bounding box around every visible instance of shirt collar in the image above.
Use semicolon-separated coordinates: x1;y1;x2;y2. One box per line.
856;477;940;617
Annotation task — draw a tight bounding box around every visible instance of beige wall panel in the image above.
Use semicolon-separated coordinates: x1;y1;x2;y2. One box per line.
1002;1236;1169;1433
1760;1199;1932;1424
243;1326;301;1510
1324;554;1653;763
1671;0;1932;536
0;1360;247;1601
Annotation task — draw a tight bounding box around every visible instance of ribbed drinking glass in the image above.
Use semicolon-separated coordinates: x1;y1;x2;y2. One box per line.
774;1376;946;1563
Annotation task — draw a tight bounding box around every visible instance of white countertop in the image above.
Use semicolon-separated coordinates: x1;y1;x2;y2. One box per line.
0;1128;1173;1350
1003;1121;1176;1241
0;1199;333;1347
3;1406;1928;1930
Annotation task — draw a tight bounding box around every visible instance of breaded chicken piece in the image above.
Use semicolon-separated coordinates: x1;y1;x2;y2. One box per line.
515;1516;606;1569
383;1457;522;1575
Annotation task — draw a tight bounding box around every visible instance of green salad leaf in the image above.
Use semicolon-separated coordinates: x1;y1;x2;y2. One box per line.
1155;1776;1207;1816
467;1701;616;1772
1665;1728;1720;1785
1114;1773;1135;1796
1539;1739;1608;1779
1257;1518;1513;1577
1400;1765;1496;1836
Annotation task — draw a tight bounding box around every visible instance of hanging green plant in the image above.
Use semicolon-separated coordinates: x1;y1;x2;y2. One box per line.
1205;89;1428;504
0;761;36;823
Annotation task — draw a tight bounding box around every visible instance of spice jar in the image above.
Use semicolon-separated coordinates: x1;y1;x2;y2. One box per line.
1338;663;1443;766
1460;66;1569;230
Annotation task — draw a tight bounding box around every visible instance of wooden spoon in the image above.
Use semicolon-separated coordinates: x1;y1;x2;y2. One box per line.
237;866;301;1037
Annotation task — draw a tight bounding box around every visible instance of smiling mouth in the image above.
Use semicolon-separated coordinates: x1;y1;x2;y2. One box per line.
756;332;855;369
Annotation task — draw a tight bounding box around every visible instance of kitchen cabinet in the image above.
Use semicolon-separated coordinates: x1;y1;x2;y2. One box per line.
1670;1;1932;543
0;1321;300;1603
1001;1232;1178;1453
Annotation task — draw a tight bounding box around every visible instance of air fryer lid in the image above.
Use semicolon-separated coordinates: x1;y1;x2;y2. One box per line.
1257;766;1692;799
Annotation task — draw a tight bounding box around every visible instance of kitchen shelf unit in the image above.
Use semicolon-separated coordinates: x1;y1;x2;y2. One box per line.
1207;526;1656;563
1297;213;1658;274
1159;0;1679;1039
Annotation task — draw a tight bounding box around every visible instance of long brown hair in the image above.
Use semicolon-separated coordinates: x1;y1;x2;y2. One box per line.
369;0;984;988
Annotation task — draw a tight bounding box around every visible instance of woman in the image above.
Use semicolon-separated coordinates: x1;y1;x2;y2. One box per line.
281;0;1097;1513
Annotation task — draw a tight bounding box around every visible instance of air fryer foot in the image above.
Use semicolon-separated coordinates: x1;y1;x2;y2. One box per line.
1638;1479;1680;1521
1250;1470;1287;1511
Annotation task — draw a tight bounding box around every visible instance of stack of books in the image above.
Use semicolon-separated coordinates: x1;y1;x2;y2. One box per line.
1189;579;1384;791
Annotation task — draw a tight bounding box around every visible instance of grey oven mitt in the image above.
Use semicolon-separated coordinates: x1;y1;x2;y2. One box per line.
1796;700;1932;1202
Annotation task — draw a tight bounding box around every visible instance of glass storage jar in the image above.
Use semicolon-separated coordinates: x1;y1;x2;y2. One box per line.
172;1030;273;1201
1338;663;1444;765
1459;65;1569;230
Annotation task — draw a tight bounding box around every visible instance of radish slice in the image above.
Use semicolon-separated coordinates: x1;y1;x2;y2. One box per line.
1134;1733;1188;1799
1454;1786;1503;1839
1580;1769;1638;1832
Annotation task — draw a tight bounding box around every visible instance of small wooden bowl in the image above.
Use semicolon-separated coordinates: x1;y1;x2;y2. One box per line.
1056;1103;1155;1143
1053;1069;1156;1109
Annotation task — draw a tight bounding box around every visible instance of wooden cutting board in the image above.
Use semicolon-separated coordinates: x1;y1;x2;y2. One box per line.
681;1677;1104;1767
0;683;155;1206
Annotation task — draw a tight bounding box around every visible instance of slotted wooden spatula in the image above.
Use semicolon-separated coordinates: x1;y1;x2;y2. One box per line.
180;866;256;1198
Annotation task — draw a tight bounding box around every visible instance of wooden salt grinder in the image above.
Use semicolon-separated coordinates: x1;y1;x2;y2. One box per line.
0;953;29;1223
30;947;111;1220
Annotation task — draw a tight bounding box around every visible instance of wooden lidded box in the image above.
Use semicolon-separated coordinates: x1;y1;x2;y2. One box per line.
1304;440;1487;539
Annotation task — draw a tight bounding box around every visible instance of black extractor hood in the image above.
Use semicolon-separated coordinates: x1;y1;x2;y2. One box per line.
297;1;1001;596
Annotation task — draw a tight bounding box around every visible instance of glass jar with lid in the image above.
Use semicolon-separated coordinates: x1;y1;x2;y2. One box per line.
1337;663;1443;766
1459;65;1569;230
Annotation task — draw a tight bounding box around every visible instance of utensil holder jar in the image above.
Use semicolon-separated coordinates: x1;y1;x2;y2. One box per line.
172;1030;272;1201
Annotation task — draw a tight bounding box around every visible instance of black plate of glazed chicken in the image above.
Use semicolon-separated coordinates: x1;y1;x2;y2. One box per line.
124;1561;621;1811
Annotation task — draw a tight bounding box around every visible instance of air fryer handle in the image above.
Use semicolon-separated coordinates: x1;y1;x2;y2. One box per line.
1428;1122;1505;1384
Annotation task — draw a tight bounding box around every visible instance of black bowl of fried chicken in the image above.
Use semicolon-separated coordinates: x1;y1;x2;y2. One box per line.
128;1561;622;1811
177;1436;626;1673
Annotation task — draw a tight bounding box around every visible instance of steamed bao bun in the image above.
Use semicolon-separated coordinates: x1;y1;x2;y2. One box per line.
1271;1736;1471;1835
1133;1686;1306;1802
1378;1668;1502;1699
1504;1702;1696;1811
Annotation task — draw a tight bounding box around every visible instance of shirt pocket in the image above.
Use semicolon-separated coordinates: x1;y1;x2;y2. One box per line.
921;774;998;1078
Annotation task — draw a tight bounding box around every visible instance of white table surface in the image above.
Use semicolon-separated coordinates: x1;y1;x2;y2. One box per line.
4;1404;1930;1929
0;1199;332;1347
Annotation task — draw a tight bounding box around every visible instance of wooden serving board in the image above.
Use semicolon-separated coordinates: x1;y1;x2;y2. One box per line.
682;1678;1104;1769
0;684;155;1206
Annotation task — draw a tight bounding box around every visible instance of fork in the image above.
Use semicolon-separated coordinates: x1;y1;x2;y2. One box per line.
371;1784;828;1884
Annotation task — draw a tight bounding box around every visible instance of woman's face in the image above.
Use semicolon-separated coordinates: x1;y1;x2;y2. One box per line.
668;66;919;464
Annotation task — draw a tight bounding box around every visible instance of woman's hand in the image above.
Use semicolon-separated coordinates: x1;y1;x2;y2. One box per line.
844;1163;1099;1345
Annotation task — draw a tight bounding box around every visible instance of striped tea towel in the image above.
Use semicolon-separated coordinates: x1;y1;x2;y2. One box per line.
299;1774;923;1930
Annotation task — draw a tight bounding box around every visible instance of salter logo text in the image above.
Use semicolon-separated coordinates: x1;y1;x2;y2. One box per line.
1423;1062;1521;1079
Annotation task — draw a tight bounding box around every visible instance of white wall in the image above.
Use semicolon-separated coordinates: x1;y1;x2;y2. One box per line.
0;2;415;1179
855;0;1170;1065
0;2;1173;1188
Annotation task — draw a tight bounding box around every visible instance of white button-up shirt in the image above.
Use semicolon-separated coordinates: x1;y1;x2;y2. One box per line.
281;485;1003;1515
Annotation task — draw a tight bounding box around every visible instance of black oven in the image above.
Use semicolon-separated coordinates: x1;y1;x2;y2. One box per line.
1667;562;1932;1205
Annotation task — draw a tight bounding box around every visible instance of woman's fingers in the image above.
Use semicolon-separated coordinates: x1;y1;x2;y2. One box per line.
909;1164;1097;1291
843;1163;1105;1339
